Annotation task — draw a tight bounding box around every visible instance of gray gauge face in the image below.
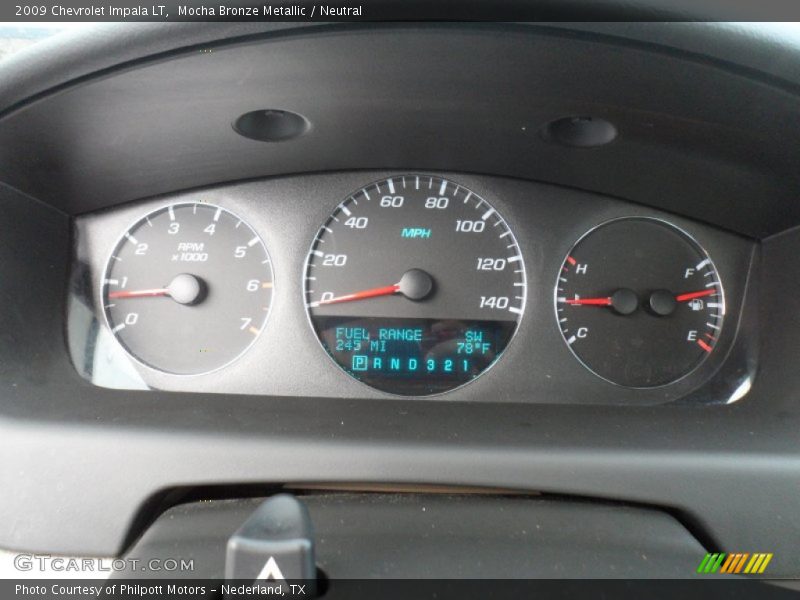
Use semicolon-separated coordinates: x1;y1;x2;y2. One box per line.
304;175;526;396
102;203;273;375
556;218;724;387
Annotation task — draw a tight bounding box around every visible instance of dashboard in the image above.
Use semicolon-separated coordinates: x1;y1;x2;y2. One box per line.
70;172;754;404
0;20;798;583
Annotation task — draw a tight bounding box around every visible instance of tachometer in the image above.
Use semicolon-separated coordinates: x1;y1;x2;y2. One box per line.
102;203;273;375
304;175;526;396
556;217;724;387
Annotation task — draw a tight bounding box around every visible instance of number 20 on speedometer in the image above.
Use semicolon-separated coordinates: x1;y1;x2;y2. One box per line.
304;175;526;396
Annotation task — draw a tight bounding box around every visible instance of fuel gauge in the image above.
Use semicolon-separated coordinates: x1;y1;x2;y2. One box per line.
556;217;724;387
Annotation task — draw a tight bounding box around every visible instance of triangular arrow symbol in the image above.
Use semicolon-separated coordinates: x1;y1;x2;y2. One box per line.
255;556;286;582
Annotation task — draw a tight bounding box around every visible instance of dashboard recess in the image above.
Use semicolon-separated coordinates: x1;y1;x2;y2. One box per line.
69;171;754;406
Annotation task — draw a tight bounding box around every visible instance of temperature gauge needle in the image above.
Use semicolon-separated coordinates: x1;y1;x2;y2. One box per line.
565;297;612;306
565;289;638;315
675;289;717;302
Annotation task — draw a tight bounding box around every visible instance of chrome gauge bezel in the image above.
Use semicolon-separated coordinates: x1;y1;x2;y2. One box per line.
302;174;528;397
553;216;726;389
100;201;275;377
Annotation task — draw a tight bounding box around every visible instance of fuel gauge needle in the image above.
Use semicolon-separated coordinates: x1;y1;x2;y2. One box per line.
675;289;717;302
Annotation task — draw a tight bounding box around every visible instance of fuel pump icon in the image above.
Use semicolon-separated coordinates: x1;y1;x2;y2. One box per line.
688;298;704;311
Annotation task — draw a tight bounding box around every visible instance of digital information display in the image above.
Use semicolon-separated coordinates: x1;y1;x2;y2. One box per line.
313;317;517;395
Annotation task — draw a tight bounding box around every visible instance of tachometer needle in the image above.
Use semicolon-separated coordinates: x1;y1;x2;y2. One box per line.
313;283;401;307
675;289;717;302
107;274;204;305
108;288;169;299
565;297;612;306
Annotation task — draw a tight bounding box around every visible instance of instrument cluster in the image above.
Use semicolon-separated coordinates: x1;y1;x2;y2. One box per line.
69;172;754;404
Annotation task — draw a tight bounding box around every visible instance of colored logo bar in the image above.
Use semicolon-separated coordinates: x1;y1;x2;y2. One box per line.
697;553;773;574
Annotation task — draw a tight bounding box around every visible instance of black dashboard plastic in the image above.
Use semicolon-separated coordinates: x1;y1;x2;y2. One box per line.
2;24;800;238
120;493;707;578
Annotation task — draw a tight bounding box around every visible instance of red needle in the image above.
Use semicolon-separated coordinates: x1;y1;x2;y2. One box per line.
316;283;400;306
566;297;612;306
675;289;716;302
108;288;169;299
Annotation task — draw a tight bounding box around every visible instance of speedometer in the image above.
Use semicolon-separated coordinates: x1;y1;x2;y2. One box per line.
304;175;526;395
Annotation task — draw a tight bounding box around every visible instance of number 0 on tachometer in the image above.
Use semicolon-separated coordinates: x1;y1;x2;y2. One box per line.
304;175;526;395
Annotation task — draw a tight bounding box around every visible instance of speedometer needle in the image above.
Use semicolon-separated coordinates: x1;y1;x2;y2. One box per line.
675;289;717;302
310;269;436;307
313;284;401;307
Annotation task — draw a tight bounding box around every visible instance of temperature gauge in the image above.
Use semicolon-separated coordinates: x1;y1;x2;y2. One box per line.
556;218;724;387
